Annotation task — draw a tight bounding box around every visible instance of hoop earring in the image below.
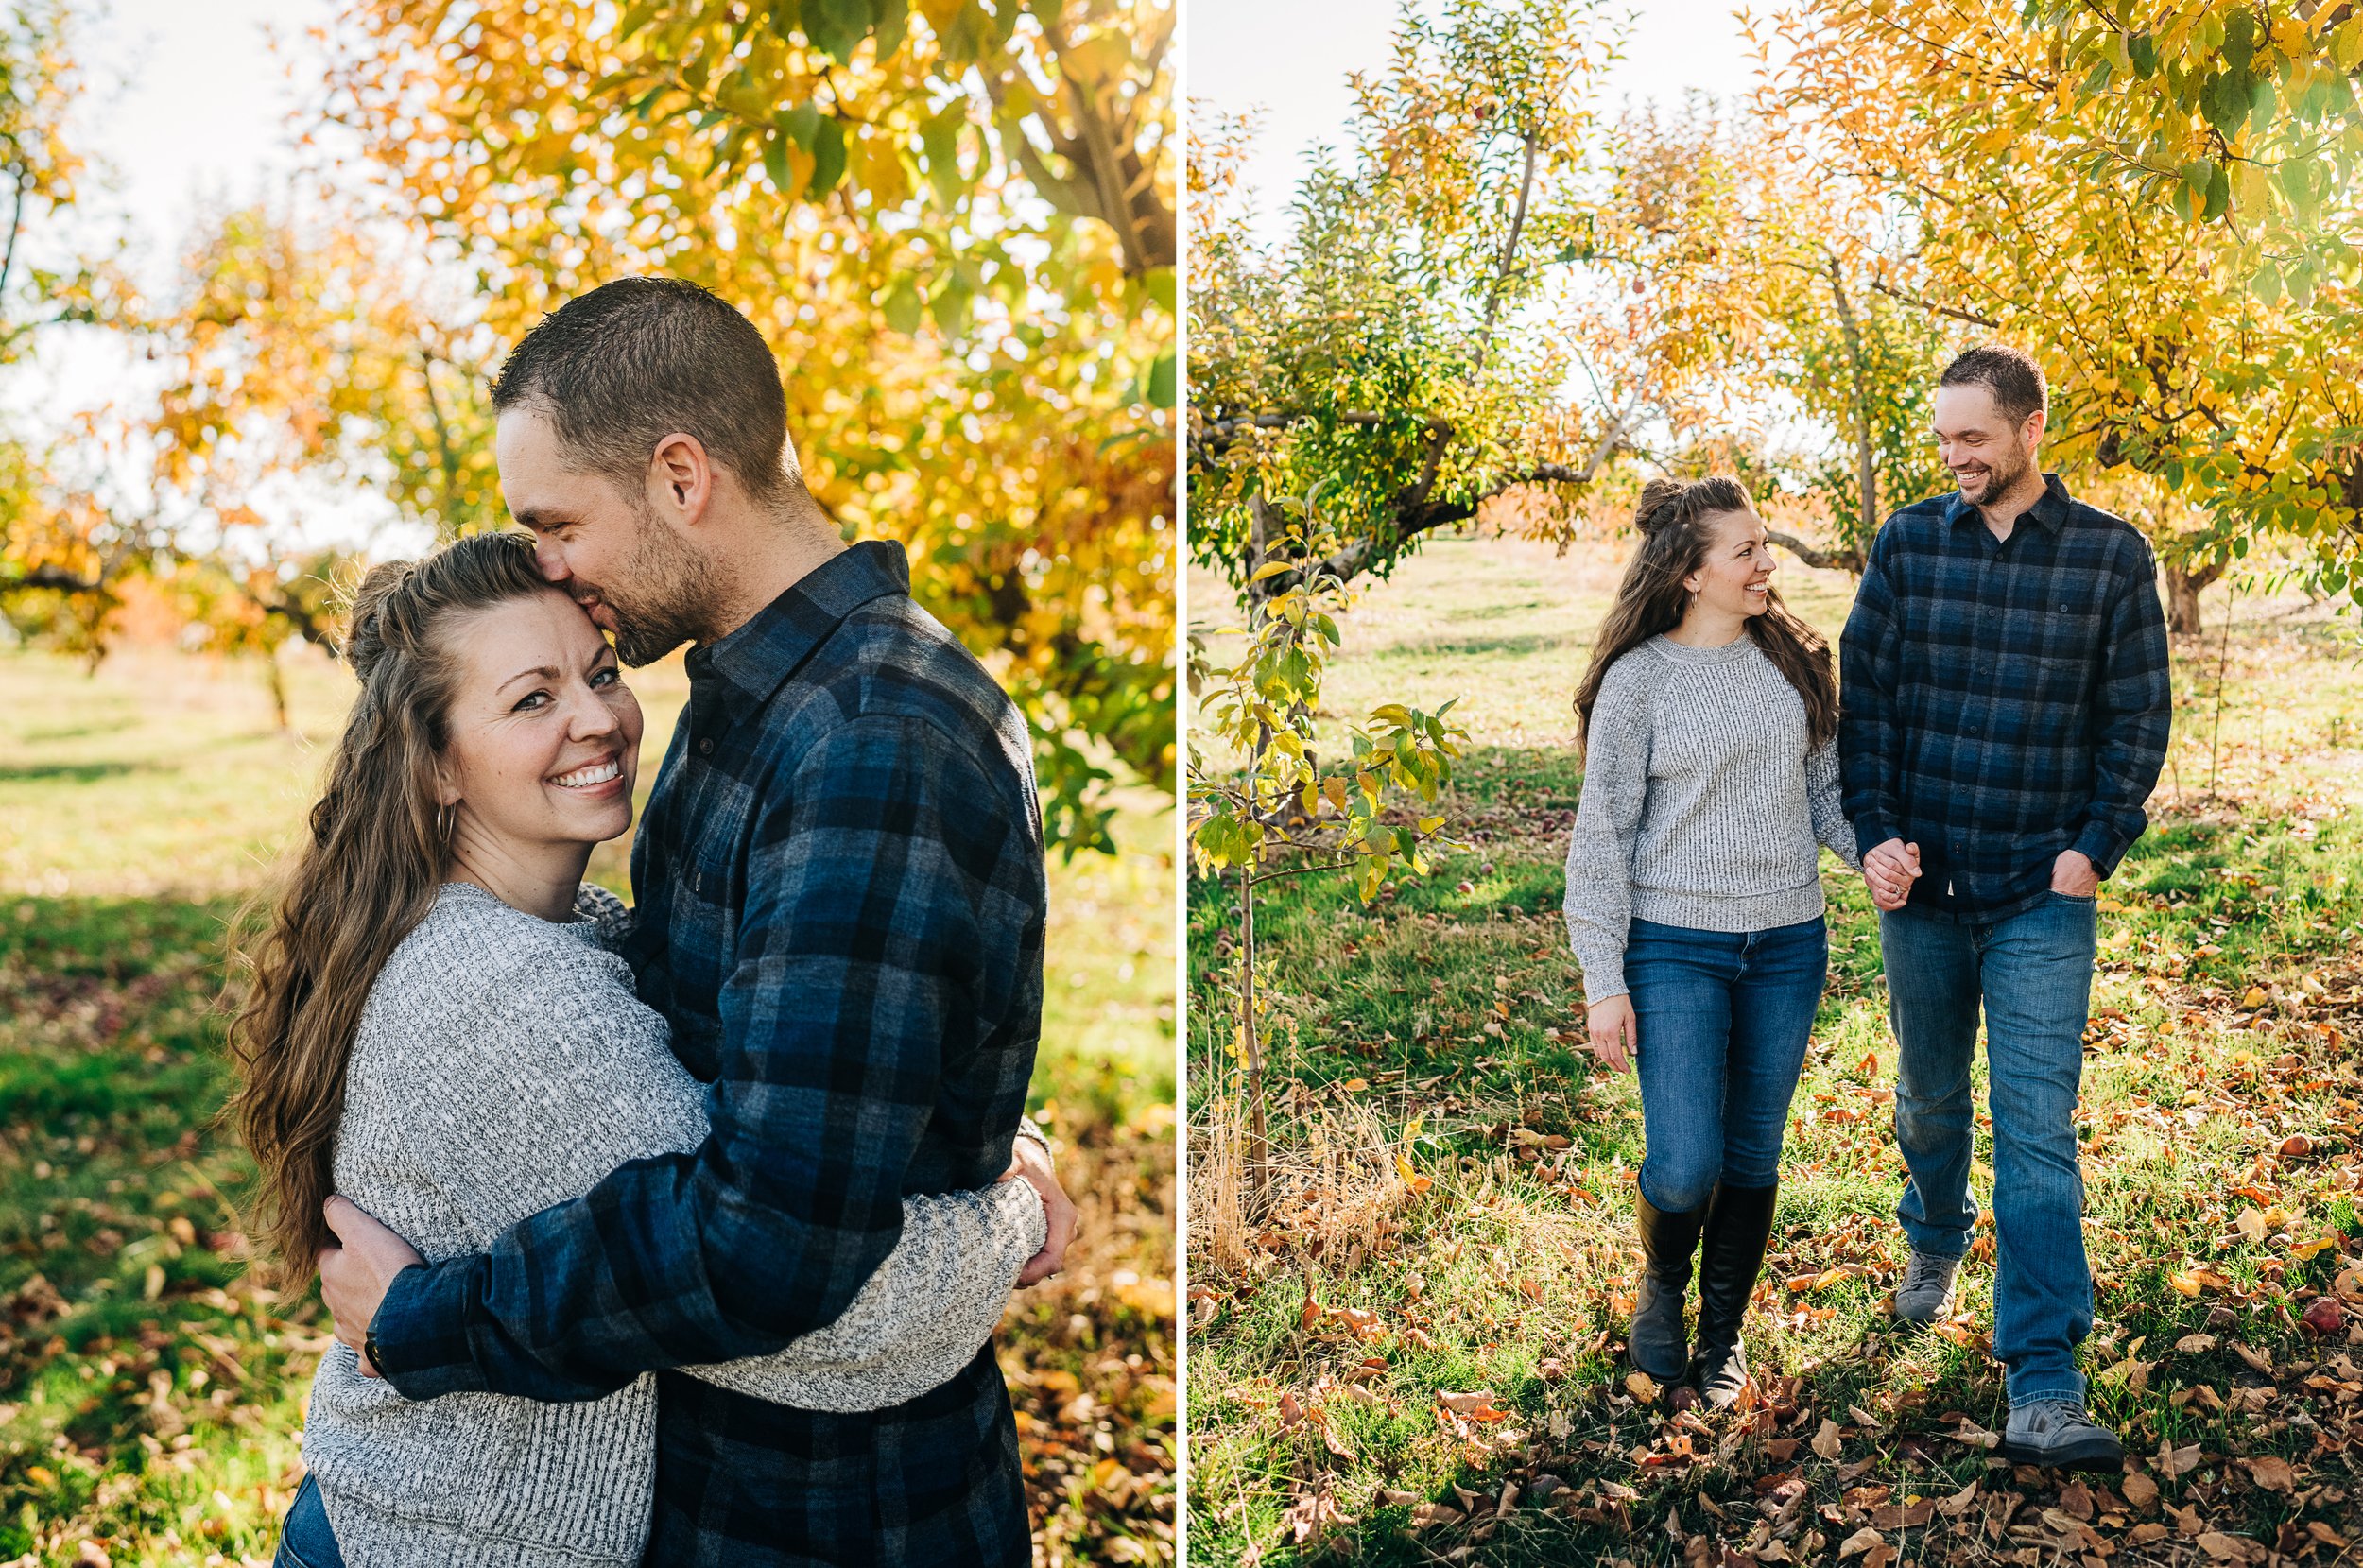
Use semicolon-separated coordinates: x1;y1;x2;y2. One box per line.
436;802;453;844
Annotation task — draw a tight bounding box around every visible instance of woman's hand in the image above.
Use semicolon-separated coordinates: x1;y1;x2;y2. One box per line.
1000;1137;1078;1285
1587;994;1639;1075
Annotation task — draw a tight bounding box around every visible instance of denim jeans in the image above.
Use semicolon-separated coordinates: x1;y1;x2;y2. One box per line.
271;1474;345;1568
1627;916;1829;1214
1880;892;2098;1408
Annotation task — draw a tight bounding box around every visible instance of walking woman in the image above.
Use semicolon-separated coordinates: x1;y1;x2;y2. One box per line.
1563;475;1879;1406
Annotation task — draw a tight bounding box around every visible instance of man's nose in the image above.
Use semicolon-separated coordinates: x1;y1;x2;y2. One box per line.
531;536;570;583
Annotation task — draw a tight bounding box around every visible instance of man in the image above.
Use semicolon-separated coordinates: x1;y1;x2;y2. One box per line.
1841;344;2170;1471
316;276;1077;1564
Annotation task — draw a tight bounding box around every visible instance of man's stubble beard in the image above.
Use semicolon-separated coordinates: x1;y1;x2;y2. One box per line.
594;502;727;668
1961;439;2034;507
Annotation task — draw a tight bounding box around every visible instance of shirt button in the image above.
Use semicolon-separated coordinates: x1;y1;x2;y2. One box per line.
698;737;715;756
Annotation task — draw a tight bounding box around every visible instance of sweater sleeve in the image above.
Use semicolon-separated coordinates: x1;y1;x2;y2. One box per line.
1838;538;1906;854
678;1178;1044;1411
1563;656;1655;1005
1807;734;1862;871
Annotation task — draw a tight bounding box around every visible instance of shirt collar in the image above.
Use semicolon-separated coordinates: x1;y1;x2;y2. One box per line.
1943;471;2075;534
684;539;910;714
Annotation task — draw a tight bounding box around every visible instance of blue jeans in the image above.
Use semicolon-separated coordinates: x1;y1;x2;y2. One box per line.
1628;916;1829;1214
1881;893;2098;1408
272;1474;345;1568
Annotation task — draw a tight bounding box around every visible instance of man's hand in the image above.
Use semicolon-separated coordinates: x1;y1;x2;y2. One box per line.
1586;994;1638;1076
2050;849;2100;898
1004;1135;1078;1287
319;1196;423;1379
1864;838;1922;911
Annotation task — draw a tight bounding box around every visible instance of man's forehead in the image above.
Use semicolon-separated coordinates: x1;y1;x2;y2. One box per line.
1932;385;2009;427
495;404;561;461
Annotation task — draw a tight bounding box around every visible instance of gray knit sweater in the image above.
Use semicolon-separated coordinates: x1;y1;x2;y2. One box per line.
1563;634;1862;1004
302;881;1046;1568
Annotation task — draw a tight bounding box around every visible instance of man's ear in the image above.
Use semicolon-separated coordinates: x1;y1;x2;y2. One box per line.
646;432;714;525
2022;407;2047;449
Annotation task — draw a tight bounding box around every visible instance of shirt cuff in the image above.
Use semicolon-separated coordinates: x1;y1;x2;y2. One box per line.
371;1257;493;1401
1851;812;1901;855
1016;1115;1051;1156
2071;821;2130;880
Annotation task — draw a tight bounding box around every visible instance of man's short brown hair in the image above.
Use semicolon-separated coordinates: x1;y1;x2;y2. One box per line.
1939;344;2046;425
492;277;794;506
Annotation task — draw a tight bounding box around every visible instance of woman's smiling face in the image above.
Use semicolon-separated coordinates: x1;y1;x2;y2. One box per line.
1683;507;1775;621
436;588;645;854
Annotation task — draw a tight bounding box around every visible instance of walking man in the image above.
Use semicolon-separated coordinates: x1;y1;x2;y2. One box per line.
1841;344;2171;1470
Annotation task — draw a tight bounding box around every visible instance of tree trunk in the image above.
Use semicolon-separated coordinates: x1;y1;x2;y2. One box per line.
2165;560;2223;636
266;650;291;732
1239;864;1268;1211
1824;257;1877;543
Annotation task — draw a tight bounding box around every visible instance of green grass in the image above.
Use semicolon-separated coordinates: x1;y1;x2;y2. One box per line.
1186;532;2363;1566
0;646;1175;1567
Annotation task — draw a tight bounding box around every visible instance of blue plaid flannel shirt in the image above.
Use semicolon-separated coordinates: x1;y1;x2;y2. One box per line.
1838;473;2172;923
369;540;1047;1565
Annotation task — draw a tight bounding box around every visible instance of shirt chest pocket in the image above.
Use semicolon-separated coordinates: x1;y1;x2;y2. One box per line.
2000;594;2105;704
669;846;743;1001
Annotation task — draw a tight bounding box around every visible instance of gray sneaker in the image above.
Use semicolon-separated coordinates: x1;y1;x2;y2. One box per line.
1998;1399;2126;1472
1894;1248;1962;1323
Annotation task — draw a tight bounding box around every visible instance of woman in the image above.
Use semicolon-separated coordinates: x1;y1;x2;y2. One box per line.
1563;475;1871;1409
231;532;1047;1567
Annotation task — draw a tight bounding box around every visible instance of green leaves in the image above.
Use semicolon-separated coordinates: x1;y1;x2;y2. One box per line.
1188;499;1466;903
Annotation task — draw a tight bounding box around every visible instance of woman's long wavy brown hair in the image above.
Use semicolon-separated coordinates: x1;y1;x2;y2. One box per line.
1573;475;1839;751
227;531;553;1287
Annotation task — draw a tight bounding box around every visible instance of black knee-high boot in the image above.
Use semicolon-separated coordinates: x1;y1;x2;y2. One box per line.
1691;1180;1779;1408
1630;1184;1708;1383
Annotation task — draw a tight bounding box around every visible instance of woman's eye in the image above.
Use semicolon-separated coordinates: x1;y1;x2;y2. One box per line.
592;667;619;688
514;690;552;712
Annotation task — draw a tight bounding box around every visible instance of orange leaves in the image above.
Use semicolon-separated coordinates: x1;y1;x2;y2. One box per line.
1436;1387;1509;1422
1785;1266;1853;1294
2240;1455;2298;1492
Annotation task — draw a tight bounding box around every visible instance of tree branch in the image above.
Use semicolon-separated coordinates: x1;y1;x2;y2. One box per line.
1867;276;2000;328
1765;527;1864;574
1;564;105;595
0;168;27;315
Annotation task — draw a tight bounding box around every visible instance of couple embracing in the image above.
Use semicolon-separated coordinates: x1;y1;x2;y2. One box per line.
1564;346;2173;1470
231;278;1067;1566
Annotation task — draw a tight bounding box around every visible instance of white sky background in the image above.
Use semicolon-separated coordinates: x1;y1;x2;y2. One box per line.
79;0;325;286
1183;0;1821;474
1187;0;1773;247
8;0;423;558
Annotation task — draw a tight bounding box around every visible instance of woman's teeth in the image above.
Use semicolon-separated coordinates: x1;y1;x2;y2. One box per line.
553;759;621;788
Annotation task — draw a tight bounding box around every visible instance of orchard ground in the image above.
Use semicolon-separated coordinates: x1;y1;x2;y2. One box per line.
1186;532;2363;1566
0;645;1177;1568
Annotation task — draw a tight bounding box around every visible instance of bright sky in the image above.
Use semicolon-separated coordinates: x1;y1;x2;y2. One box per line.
1187;0;1772;245
11;0;410;552
61;0;326;293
